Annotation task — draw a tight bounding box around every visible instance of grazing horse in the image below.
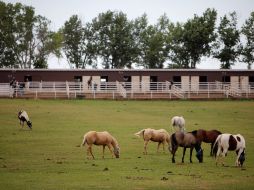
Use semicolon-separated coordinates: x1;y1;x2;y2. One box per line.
18;110;32;129
171;116;185;132
135;128;170;154
212;133;246;167
169;131;203;163
81;131;120;159
195;129;222;156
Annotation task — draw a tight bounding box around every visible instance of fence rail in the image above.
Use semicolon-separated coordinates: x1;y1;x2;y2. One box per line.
0;81;254;99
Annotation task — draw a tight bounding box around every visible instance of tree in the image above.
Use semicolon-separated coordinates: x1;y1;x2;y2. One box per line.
61;15;95;69
214;12;241;69
0;1;61;68
167;22;190;68
134;14;170;68
241;12;254;69
173;8;217;68
0;1;20;68
91;10;138;69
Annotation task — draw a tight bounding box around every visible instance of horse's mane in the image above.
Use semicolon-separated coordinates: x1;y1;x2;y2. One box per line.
190;130;198;136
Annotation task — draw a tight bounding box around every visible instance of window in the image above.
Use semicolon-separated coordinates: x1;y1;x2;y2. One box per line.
100;76;108;82
74;76;82;82
173;76;181;82
24;75;32;82
123;76;131;82
249;76;254;82
199;76;207;83
150;76;158;82
222;76;230;83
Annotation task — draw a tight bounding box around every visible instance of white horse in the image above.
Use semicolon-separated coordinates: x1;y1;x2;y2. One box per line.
212;133;246;167
171;116;185;132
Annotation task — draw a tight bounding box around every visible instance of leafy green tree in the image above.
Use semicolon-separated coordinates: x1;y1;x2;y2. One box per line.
180;9;217;68
0;1;61;68
61;15;95;69
91;10;138;69
241;12;254;69
0;1;20;67
134;14;170;68
214;12;241;69
167;22;189;68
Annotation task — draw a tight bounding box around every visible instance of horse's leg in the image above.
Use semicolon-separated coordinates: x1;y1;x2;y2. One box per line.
182;147;186;163
86;145;91;159
144;140;149;155
102;145;106;159
190;147;193;163
107;145;114;158
215;146;221;166
157;142;161;153
162;141;166;153
210;143;213;156
235;149;243;166
89;146;95;159
172;146;178;163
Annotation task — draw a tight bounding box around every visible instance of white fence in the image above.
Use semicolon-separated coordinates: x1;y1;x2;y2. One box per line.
0;81;254;99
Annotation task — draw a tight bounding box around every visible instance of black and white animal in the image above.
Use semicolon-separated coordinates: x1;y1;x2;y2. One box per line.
212;133;246;167
18;110;32;129
171;116;185;132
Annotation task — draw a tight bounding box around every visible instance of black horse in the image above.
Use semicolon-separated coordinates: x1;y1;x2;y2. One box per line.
169;131;203;163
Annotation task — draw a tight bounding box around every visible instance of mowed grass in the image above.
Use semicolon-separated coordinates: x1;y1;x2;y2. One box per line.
0;99;254;190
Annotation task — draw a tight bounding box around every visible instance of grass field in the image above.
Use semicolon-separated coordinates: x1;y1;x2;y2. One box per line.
0;99;254;190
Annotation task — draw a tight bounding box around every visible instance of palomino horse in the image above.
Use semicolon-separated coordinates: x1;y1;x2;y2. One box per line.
81;131;120;159
169;131;203;163
212;133;246;167
135;128;170;154
171;116;185;132
195;129;222;156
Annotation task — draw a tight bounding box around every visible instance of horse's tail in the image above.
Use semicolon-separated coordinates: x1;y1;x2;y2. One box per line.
81;135;87;147
168;133;177;153
134;129;145;138
212;135;221;157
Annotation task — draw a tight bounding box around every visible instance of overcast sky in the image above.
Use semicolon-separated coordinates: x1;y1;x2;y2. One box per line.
5;0;254;69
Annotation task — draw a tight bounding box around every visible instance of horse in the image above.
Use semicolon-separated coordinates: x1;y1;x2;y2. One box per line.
171;116;185;132
18;110;32;129
212;133;246;167
195;129;222;156
135;128;170;155
81;131;120;159
87;76;92;89
169;131;203;163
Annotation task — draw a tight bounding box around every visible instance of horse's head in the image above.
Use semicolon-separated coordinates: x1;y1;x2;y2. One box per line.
238;150;245;167
113;146;120;158
27;121;32;129
196;148;203;163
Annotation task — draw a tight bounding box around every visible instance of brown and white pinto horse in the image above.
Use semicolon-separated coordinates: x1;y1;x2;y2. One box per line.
212;133;246;167
195;129;222;156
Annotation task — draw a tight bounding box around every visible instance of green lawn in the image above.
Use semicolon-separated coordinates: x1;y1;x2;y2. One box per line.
0;99;254;190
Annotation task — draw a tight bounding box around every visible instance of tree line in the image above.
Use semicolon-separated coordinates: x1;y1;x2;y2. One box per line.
0;1;253;69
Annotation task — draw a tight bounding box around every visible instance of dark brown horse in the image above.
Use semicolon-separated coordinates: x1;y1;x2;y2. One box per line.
169;131;203;163
195;129;222;156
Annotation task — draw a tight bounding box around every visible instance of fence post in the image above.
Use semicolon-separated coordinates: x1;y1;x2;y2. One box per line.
208;83;210;98
66;81;69;99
